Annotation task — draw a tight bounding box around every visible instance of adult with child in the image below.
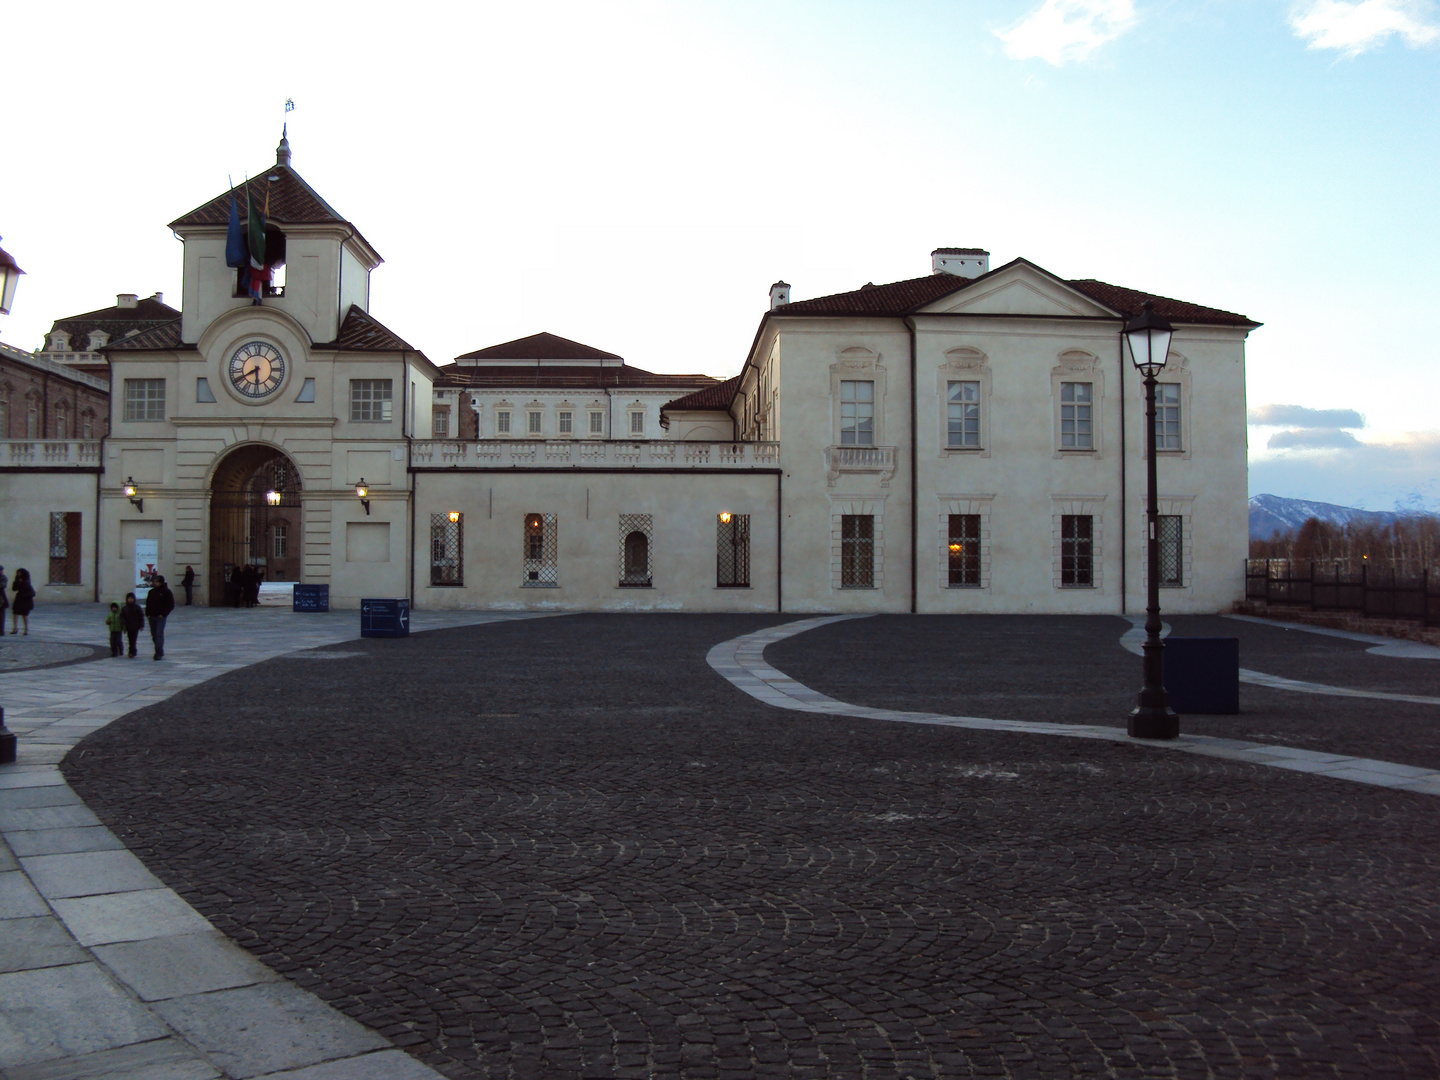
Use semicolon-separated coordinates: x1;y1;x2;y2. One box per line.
10;569;34;635
119;593;145;657
144;575;176;660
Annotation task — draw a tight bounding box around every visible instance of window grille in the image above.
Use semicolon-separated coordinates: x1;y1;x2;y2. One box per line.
1060;382;1092;449
841;514;874;588
589;411;604;435
840;380;874;445
431;512;464;586
522;512;558;586
948;514;981;587
947;381;980;448
48;511;81;584
123;379;166;422
349;379;393;422
629;411;645;436
559;411;573;434
1158;515;1183;586
273;524;288;560
497;410;512;435
1155;383;1181;451
618;513;653;587
1061;514;1093;587
528;410;543;435
717;513;750;587
433;408;449;437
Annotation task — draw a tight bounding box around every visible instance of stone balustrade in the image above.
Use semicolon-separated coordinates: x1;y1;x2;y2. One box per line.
0;440;103;467
824;444;898;486
409;440;781;469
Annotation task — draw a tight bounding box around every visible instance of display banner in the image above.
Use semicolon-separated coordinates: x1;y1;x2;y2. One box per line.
134;538;159;600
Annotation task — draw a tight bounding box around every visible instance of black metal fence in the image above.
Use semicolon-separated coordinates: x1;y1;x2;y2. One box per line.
1245;559;1440;626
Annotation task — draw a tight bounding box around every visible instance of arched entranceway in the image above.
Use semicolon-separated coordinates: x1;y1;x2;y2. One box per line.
209;445;302;606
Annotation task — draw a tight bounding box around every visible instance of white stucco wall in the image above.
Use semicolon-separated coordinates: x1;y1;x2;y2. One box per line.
0;469;100;605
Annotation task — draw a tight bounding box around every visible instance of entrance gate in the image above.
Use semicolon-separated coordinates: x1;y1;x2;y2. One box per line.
209;446;302;606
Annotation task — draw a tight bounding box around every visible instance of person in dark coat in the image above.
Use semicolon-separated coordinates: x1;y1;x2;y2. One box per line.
0;566;9;627
10;568;34;635
181;565;196;606
144;575;176;660
119;593;145;658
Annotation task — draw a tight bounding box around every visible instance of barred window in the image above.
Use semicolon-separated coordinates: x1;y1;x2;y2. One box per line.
948;514;981;587
619;513;653;587
840;380;874;446
1061;514;1093;587
1155;383;1181;451
589;411;605;435
841;514;874;588
1158;514;1183;587
123;379;165;422
48;511;82;585
1060;382;1092;449
273;524;288;560
522;513;558;586
528;410;543;435
497;410;511;435
349;379;393;422
433;407;450;437
946;381;980;448
431;513;464;586
717;513;750;588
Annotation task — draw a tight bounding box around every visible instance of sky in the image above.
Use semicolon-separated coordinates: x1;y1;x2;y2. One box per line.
2;0;1436;511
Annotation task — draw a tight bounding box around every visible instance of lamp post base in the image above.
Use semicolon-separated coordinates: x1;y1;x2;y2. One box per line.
1128;705;1179;740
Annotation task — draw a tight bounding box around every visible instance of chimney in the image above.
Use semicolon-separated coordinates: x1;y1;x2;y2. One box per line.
117;293;139;309
769;281;791;310
931;248;989;279
150;291;164;305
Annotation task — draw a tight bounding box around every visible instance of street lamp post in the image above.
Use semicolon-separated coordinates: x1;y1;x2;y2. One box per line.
0;239;24;316
1126;300;1180;739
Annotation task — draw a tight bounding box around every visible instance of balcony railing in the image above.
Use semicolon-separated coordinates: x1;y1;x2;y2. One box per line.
410;440;780;470
0;440;103;467
825;444;897;487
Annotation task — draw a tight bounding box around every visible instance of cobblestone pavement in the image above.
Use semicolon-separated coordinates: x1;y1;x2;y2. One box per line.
0;638;103;672
768;614;1440;773
61;614;1440;1079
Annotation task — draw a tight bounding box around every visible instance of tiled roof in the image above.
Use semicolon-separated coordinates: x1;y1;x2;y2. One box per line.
456;332;623;363
102;319;187;351
435;364;718;392
662;374;740;412
169;165;349;229
49;296;181;345
313;306;424;356
773;261;1256;326
932;247;988;255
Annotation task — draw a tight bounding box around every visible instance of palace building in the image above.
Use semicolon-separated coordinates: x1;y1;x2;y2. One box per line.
0;136;1258;613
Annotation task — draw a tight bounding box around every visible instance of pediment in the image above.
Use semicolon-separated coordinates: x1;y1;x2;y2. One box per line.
919;263;1117;318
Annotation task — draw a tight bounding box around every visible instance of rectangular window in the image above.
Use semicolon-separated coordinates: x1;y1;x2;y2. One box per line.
1155;383;1181;451
840;380;875;445
946;381;981;448
123;379;165;422
947;514;981;587
841;514;875;588
630;411;645;436
716;513;751;587
48;511;82;585
497;410;511;435
559;411;573;435
431;513;464;586
349;379;393;422
528;410;543;435
589;411;604;435
433;408;450;437
1158;515;1183;587
1061;515;1094;587
1060;382;1093;449
522;512;558;586
619;513;653;587
272;525;288;560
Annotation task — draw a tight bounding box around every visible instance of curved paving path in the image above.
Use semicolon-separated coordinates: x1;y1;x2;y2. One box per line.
45;612;1440;1079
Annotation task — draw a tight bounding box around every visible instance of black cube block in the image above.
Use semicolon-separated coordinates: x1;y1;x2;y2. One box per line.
1163;637;1240;714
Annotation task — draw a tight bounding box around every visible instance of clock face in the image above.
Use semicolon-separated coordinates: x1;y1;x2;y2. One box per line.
228;341;286;399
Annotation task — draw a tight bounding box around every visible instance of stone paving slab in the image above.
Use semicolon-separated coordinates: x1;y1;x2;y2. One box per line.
0;869;49;918
22;848;165;899
51;888;214;947
94;931;279;1002
0;916;88;973
8;824;128;857
3;1037;222;1080
0;962;170;1068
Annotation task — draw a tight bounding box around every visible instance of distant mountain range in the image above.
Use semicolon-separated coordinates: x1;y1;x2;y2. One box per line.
1248;494;1427;540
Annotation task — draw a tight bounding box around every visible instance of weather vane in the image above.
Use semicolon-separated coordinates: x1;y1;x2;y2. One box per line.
285;98;295;115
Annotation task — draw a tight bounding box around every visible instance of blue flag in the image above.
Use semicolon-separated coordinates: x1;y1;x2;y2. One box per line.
225;192;246;269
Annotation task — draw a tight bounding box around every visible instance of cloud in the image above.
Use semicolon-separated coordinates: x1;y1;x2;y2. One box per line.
1288;0;1440;56
996;0;1137;65
1250;431;1440;510
1267;428;1363;449
1249;404;1365;428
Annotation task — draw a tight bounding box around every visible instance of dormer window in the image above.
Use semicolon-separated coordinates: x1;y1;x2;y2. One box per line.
49;332;70;352
87;330;109;350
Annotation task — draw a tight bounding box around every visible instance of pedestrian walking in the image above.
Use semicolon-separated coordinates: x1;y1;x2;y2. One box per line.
182;565;195;606
119;593;144;657
10;568;34;635
0;567;8;628
145;575;176;660
106;602;124;657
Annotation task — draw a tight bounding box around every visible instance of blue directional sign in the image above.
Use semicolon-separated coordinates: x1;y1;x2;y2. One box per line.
360;598;410;638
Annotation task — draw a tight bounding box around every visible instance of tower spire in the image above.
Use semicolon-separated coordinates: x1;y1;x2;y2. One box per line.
276;124;292;168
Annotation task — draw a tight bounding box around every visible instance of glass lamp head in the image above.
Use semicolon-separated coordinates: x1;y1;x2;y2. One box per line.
1124;299;1174;379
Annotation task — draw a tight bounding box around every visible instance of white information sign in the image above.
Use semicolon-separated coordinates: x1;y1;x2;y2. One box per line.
134;537;159;600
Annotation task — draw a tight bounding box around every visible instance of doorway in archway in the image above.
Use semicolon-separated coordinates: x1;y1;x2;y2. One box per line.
209;445;302;606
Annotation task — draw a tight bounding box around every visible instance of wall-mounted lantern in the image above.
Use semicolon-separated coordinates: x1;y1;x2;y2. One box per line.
0;240;24;316
448;511;460;523
265;489;282;507
122;477;144;513
355;479;371;515
719;511;732;524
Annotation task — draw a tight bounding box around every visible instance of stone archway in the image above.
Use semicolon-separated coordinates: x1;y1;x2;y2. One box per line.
209;445;302;606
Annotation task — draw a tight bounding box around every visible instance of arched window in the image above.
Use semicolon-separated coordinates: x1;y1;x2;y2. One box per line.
26;393;41;438
54;404;69;440
0;389;9;438
80;410;95;439
625;532;648;577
